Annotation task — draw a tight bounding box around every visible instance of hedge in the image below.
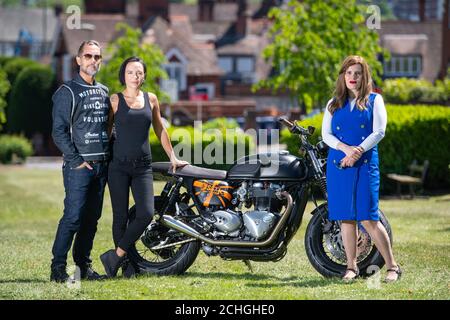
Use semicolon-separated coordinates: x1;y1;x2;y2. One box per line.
281;104;450;193
149;124;255;171
382;78;449;105
0;134;33;164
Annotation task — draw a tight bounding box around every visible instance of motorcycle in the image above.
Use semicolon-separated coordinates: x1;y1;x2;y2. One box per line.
126;118;392;278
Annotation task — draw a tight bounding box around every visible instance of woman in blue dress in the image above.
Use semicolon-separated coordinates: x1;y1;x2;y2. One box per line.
322;55;401;282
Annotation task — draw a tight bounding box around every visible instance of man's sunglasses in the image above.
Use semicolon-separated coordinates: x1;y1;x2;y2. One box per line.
82;54;102;61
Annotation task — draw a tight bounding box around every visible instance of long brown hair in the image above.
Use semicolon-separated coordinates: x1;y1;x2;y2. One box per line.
328;55;373;114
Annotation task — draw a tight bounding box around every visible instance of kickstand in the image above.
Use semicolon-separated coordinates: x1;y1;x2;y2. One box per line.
243;259;253;273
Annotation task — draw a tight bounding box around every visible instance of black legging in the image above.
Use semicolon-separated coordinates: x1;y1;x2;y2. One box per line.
107;158;154;252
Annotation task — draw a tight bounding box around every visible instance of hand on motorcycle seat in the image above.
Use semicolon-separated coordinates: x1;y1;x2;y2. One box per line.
170;158;189;173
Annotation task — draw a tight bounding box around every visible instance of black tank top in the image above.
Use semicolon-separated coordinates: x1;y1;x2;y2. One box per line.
112;92;152;161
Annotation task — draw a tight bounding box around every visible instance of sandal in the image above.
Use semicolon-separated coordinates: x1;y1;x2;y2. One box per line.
385;265;402;283
343;268;359;282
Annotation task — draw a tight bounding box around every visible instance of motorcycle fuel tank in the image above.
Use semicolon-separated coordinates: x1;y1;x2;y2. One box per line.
227;151;308;181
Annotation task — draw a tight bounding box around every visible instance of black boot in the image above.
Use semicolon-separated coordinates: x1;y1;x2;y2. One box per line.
122;258;139;279
78;264;108;281
50;265;69;283
100;249;126;278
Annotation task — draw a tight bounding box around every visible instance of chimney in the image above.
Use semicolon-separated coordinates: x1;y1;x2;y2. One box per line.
236;0;249;37
138;0;170;25
84;0;126;14
198;0;215;22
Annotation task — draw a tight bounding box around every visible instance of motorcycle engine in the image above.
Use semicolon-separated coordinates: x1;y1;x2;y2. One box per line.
210;181;281;240
211;209;242;236
242;210;276;240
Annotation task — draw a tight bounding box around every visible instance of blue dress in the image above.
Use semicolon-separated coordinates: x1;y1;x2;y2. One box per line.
326;93;380;221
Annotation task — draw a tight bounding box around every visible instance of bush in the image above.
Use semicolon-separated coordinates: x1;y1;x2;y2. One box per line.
149;125;255;171
382;78;449;105
0;134;33;164
3;57;39;87
7;65;55;136
0;56;15;68
0;69;10;131
281;104;450;193
2;57;41;133
202;117;241;131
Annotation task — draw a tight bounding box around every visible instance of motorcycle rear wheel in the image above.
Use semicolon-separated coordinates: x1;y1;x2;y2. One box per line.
127;196;201;276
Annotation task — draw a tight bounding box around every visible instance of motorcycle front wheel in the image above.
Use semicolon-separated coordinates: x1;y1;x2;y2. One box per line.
304;203;392;278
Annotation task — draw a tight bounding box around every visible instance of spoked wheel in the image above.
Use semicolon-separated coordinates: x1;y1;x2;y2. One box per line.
305;203;392;278
127;197;201;276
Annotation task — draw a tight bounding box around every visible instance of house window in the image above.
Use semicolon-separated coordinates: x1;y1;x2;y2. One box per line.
164;48;187;91
164;63;186;91
236;57;254;73
384;55;422;77
218;57;233;73
0;42;14;56
219;55;255;83
425;0;444;20
393;0;420;21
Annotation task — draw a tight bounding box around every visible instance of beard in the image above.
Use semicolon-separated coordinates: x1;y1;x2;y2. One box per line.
82;63;100;76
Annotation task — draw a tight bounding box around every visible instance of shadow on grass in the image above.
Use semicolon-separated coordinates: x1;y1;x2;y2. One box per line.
0;278;48;284
182;271;285;281
181;272;335;288
245;278;340;289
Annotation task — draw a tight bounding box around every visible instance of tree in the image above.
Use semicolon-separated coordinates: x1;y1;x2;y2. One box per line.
254;0;387;114
8;65;55;136
0;69;11;131
97;23;169;101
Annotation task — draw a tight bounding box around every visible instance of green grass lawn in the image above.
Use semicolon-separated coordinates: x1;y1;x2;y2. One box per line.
0;165;449;300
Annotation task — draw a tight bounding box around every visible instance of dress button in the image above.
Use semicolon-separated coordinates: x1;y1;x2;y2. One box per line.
361;136;365;140
360;124;365;128
364;159;368;163
333;160;336;164
337;126;340;130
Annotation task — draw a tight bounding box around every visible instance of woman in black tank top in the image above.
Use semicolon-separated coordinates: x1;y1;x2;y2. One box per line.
100;57;188;278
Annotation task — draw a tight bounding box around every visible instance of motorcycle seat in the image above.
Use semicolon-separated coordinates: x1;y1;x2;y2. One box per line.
152;162;227;180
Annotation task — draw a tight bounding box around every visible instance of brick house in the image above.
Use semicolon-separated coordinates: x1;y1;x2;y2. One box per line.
49;0;292;127
48;0;449;126
377;0;450;81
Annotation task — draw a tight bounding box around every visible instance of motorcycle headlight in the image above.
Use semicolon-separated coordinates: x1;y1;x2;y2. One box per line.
316;140;329;155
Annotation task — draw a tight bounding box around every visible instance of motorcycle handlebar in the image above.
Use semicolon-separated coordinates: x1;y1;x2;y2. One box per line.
277;117;312;136
278;117;295;129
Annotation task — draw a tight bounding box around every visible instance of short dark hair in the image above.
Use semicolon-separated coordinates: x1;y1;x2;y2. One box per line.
119;56;147;86
77;40;101;57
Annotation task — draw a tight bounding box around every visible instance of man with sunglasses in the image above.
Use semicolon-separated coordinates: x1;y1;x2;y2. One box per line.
50;40;110;282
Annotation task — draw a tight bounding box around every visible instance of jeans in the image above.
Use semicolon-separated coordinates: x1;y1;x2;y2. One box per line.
51;161;108;269
108;157;154;252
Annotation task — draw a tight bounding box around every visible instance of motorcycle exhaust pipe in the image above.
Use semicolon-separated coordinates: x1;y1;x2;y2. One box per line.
160;191;293;248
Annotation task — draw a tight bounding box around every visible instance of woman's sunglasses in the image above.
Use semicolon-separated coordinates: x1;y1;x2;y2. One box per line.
83;54;102;61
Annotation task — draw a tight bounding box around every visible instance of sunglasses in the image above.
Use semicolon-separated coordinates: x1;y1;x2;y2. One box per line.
82;54;102;61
